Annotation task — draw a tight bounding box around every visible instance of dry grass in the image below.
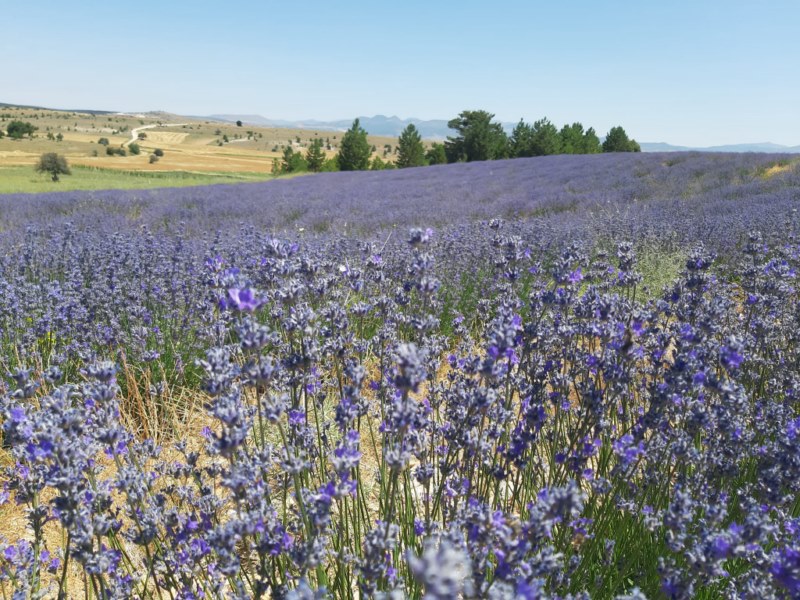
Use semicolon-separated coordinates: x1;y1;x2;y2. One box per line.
762;162;796;178
0;344;472;596
0;106;401;178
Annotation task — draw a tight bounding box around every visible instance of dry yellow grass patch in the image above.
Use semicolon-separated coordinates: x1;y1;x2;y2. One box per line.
141;131;189;144
0;150;37;165
762;163;795;178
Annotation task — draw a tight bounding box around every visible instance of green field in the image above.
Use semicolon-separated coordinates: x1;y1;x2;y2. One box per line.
0;165;274;194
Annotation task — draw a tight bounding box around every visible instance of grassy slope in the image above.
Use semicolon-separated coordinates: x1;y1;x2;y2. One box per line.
0;106;400;183
0;165;274;193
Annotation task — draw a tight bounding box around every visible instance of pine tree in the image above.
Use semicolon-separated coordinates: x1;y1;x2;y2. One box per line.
559;123;586;154
602;126;640;152
445;110;508;163
582;127;602;154
305;138;326;172
509;120;534;157
336;119;371;171
396;124;425;168
530;118;561;156
425;143;447;165
281;147;307;173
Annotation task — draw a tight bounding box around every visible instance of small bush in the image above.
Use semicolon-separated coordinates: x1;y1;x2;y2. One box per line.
35;152;71;182
7;120;37;139
149;154;159;164
128;142;141;155
154;148;164;157
98;137;109;146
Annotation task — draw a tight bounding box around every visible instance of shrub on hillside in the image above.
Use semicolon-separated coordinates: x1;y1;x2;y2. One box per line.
7;120;37;139
34;152;71;182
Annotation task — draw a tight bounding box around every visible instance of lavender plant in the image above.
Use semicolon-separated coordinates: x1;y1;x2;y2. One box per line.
1;153;799;598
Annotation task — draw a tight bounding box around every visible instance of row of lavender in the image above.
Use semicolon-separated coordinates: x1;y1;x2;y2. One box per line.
1;154;799;598
2;153;797;381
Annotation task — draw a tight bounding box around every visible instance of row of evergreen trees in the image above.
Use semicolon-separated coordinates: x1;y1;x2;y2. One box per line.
274;111;640;174
440;110;640;164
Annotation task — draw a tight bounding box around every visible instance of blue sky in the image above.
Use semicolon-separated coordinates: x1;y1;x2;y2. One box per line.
3;0;799;146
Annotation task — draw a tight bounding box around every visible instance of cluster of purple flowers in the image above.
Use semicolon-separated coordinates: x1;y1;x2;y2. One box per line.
1;153;800;597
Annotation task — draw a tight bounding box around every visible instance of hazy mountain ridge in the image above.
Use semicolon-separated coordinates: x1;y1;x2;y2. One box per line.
209;113;456;138
212;113;800;152
641;141;800;154
3;102;798;152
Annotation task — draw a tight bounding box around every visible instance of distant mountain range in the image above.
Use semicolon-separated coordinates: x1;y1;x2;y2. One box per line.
640;141;800;154
0;101;114;116
208;113;456;139
210;113;800;153
2;101;798;153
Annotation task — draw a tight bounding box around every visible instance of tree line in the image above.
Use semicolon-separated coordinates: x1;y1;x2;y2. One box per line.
441;110;640;164
274;110;640;175
10;110;641;183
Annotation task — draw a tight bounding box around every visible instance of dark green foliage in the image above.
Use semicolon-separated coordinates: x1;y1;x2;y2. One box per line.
396;124;426;168
559;123;602;155
149;154;159;164
7;120;37;139
370;155;390;170
128;142;141;155
305;138;326;173
425;143;447;165
236;120;243;127
603;126;641;152
530;118;562;156
35;152;71;181
55;133;63;142
336;119;371;171
560;122;585;154
106;146;127;156
98;137;110;146
509;120;534;157
321;157;340;172
281;147;307;173
510;118;562;157
445;110;508;162
582;127;602;154
154;148;164;157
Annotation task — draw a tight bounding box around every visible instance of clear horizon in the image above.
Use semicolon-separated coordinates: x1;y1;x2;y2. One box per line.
4;0;799;147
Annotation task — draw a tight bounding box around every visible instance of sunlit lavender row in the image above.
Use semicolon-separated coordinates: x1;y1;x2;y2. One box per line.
1;153;800;599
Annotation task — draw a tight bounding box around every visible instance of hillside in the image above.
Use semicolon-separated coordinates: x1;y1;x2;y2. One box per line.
0;105;400;192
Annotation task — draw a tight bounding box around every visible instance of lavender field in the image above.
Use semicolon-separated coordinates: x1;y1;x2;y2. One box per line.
2;153;800;599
